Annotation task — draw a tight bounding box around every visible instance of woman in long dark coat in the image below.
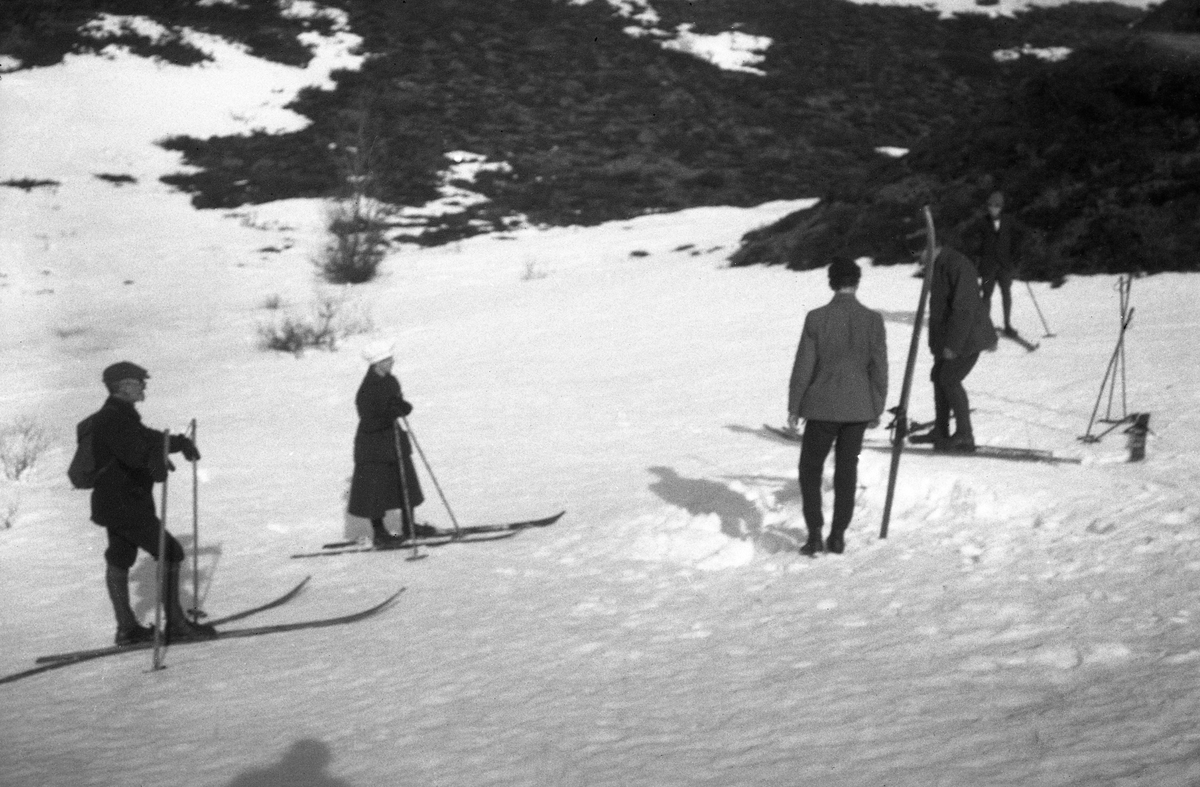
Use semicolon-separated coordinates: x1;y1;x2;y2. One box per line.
347;341;426;546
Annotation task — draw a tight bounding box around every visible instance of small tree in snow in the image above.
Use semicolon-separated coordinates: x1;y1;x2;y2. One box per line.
315;102;394;285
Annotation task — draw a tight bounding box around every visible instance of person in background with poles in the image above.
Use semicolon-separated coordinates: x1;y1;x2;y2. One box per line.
787;257;888;556
90;362;214;645
970;190;1027;337
348;340;435;547
909;232;997;453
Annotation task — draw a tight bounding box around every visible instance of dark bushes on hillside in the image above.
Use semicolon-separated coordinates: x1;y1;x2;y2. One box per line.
6;0;1184;278
733;36;1200;279
159;0;1114;226
148;0;1152;274
160;130;340;208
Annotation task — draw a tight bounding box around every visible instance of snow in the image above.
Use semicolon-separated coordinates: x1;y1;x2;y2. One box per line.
660;26;772;75
994;45;1074;61
4;4;1200;787
580;0;1158;73
848;0;1156;18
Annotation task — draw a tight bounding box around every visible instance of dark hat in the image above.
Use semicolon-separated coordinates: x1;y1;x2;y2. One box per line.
102;361;149;387
828;256;861;289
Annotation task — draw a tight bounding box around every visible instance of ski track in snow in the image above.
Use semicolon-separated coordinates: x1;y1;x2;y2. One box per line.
3;3;1200;787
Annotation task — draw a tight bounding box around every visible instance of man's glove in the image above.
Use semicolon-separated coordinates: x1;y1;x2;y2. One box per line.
172;435;201;462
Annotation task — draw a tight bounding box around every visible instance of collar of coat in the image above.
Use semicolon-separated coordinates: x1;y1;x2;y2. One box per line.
103;395;142;421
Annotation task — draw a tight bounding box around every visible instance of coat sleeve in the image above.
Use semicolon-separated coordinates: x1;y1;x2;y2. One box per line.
787;316;818;418
356;375;413;424
869;312;889;418
389;387;414;420
944;259;980;357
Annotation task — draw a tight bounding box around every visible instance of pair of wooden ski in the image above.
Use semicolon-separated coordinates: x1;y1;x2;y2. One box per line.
879;206;937;539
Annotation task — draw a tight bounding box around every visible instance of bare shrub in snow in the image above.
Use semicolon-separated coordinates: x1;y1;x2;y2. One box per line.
0;487;18;529
257;289;373;357
315;198;392;284
0;416;51;481
521;259;548;281
316;106;394;285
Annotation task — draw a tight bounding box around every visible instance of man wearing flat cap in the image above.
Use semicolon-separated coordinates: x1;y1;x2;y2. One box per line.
787;257;889;556
90;361;213;644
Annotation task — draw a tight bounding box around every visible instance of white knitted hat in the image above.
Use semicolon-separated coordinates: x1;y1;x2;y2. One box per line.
362;339;395;364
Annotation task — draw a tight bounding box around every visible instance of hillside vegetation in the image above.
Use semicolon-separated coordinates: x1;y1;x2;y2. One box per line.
732;27;1200;280
2;0;1193;274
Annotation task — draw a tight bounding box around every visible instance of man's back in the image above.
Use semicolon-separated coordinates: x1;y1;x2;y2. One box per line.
789;292;887;423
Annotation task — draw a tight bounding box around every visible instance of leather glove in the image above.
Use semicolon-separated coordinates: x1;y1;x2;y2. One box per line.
173;435;201;462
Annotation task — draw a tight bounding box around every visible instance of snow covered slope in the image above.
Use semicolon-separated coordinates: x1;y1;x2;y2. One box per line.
3;6;1200;787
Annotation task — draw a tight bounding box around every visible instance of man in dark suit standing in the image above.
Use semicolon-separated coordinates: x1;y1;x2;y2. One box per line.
787;257;888;556
973;190;1024;336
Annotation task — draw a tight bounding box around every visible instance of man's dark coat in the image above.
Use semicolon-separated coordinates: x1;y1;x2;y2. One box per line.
90;396;175;531
928;247;996;358
971;214;1024;281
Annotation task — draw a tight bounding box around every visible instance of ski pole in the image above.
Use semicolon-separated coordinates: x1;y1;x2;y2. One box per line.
393;422;423;562
1024;281;1055;338
153;430;170;671
189;418;201;624
1081;307;1134;441
402;416;460;537
1110;276;1132;421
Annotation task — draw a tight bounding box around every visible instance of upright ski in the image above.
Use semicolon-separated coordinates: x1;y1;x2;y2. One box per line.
881;206;937;539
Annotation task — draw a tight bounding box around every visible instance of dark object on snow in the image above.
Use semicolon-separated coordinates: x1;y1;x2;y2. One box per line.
996;327;1039;352
67;413;111;489
1126;412;1151;462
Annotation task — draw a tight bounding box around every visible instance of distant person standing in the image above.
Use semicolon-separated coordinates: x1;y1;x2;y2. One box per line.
347;340;430;547
911;236;997;453
787;257;888;556
89;361;214;645
972;190;1025;336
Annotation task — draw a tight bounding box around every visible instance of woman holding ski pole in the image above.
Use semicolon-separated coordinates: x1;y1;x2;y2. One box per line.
347;340;433;547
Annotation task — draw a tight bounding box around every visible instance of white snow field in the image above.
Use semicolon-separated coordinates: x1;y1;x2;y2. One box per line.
4;4;1200;787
